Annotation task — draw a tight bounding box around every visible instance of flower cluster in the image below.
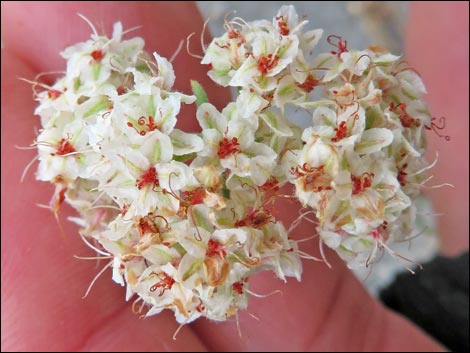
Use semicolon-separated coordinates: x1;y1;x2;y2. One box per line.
33;19;301;324
202;6;434;269
281;43;434;269
32;6;437;323
202;5;323;110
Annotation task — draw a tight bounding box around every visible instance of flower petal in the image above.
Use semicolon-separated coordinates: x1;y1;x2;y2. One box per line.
355;128;394;154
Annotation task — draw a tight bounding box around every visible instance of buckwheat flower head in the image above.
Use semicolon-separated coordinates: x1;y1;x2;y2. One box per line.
31;5;444;327
201;6;440;271
283;43;438;269
202;5;323;109
32;16;304;325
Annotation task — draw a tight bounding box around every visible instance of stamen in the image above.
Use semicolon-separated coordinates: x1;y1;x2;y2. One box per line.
297;74;320;92
200;18;210;53
170;40;185;63
327;35;348;57
186;32;204;59
82;261;112;299
218;137;240;159
136;167;159;190
20;154;39;183
257;53;280;75
319;238;332;268
425;116;451;141
244;288;282;298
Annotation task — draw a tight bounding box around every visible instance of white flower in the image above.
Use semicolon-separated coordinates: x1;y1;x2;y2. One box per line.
32;6;438;325
194;102;277;185
202;5;322;95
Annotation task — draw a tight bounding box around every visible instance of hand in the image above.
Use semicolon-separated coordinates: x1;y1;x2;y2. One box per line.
2;2;464;351
405;2;469;256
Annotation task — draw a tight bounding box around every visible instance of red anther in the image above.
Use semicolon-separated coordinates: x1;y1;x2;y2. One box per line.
232;281;244;294
206;239;227;258
228;28;241;39
351;173;374;195
371;228;380;239
137;217;156;236
136;167;159;190
297;74;320;93
380;221;388;230
182;187;205;206
196;303;205;313
327;35;348;57
142;116;158;131
136;212;169;237
127;116;159;136
150;272;175;295
53;138;76;156
276;16;290;35
117;86;126;95
47;89;62;100
234;219;245;227
332;121;348;142
398;104;418;128
182;187;206;211
120;204;129;216
257;54;280;75
397;163;408;187
352;176;362;194
235;208;273;229
261;178;280;193
390;102;420;128
290;163;332;192
91;49;104;62
262;92;274;102
218;137;240;159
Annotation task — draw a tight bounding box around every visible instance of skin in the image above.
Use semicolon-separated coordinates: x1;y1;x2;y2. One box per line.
405;2;469;255
1;1;466;351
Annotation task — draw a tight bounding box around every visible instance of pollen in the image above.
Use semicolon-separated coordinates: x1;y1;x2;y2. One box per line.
90;49;104;62
47;89;63;100
127;116;159;136
150;272;175;294
332;121;348;142
257;54;280;75
397;163;408;187
351;173;374;195
54;138;76;156
232;281;244;294
297;74;319;93
218;137;240;159
291;163;333;192
206;239;227;258
136;167;159;190
276;16;290;35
